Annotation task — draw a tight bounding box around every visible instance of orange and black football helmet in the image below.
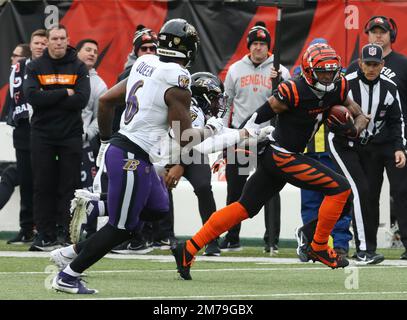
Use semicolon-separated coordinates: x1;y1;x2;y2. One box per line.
301;43;342;92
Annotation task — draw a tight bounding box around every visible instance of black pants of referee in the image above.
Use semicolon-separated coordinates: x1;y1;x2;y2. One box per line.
31;135;82;240
224;158;281;247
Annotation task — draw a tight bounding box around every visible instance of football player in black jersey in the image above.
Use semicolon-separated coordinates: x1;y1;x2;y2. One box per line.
172;43;370;279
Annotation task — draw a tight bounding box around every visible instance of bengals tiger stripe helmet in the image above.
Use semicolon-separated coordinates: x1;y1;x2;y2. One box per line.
301;43;341;92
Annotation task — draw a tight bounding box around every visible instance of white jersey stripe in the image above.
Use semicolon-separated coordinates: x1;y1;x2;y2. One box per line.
118;152;135;229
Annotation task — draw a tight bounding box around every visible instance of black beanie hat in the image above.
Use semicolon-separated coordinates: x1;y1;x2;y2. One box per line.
132;24;158;57
247;21;271;49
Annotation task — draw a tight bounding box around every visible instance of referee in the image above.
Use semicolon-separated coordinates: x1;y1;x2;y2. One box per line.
346;16;407;260
330;43;406;264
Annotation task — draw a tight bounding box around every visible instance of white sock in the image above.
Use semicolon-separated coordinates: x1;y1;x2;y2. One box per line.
63;265;81;277
98;201;105;216
60;245;78;259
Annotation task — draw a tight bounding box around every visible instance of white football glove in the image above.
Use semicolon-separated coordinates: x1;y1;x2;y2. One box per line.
257;125;274;141
205;116;224;135
243;112;260;137
96;141;108;168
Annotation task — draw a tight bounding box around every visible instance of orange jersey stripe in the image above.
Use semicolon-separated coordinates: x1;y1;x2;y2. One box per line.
323;181;340;188
38;74;78;86
278;85;286;97
273;153;295;166
289;80;299;107
294;171;325;181
282;164;311;173
308;176;333;185
281;83;291;102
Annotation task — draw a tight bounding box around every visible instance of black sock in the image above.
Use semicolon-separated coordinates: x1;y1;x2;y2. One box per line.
70;224;132;274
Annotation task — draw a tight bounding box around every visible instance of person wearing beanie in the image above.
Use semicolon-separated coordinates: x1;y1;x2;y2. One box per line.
247;21;271;50
123;24;158;70
220;21;291;254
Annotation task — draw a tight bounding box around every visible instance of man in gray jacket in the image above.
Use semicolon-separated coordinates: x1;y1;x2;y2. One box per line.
76;39;107;191
220;21;290;254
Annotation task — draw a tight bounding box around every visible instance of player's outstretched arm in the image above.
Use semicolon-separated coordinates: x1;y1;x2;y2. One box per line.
98;78;128;140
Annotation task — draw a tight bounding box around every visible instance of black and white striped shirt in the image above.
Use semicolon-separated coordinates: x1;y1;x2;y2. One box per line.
346;70;405;150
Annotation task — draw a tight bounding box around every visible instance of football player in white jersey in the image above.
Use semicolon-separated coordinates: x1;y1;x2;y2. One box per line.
50;19;223;294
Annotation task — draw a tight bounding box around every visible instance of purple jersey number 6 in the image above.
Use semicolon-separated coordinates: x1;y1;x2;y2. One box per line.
124;80;144;125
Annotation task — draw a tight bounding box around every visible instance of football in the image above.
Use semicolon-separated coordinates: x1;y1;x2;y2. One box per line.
326;105;353;130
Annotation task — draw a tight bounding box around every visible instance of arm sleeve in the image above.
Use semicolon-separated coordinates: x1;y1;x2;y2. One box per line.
59;63;91;111
280;65;291;81
23;63;68;108
192;127;242;154
223;69;236;127
387;90;406;151
86;79;108;140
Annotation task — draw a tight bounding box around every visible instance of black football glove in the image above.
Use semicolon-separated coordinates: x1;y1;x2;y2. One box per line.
327;114;358;139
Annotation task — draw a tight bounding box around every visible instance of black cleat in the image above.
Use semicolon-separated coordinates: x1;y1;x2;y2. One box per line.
171;242;195;280
203;240;221;257
7;229;35;245
307;246;349;269
219;238;242;252
355;251;384;265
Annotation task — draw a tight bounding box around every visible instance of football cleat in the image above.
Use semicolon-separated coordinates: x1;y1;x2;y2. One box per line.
171;242;195;280
307;246;349;269
50;248;75;270
203;240;221;257
52;271;97;294
152;238;173;250
111;240;153;255
219;238;242;252
355;251;384;265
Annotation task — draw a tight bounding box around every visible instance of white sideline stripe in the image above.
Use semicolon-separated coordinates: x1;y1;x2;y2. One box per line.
72;291;407;300
1;251;407;266
1;265;407;275
0;251;306;263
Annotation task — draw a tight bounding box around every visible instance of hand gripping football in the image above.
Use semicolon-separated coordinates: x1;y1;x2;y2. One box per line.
326;105;355;137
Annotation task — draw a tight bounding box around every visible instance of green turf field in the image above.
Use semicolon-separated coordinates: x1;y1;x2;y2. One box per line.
0;240;406;300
